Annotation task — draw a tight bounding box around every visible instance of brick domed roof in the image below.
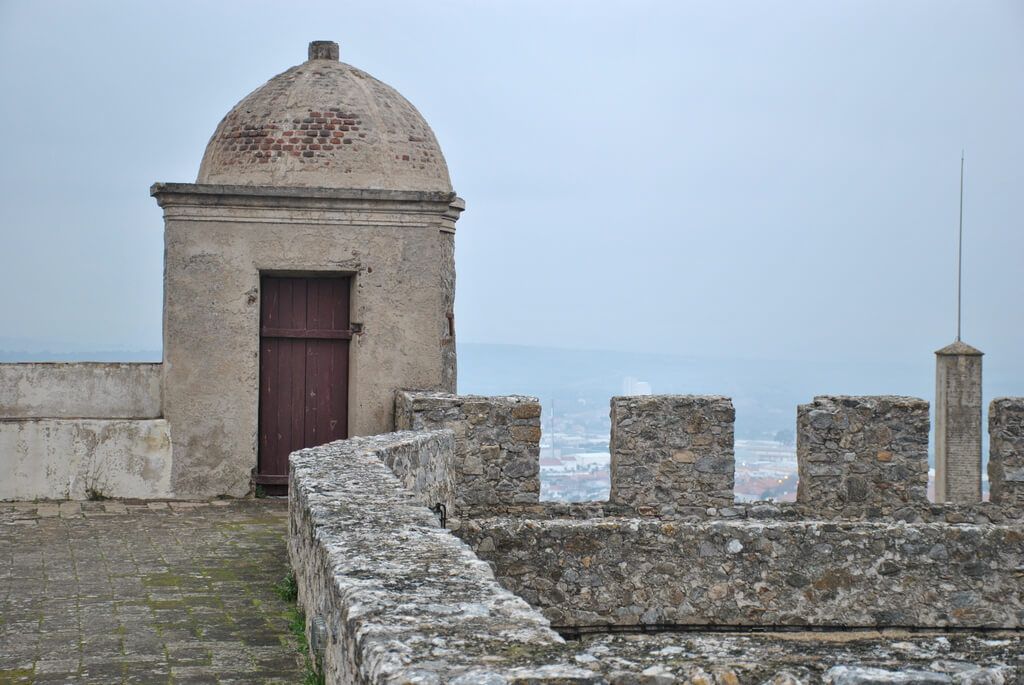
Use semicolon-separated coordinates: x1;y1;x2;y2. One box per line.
197;41;451;192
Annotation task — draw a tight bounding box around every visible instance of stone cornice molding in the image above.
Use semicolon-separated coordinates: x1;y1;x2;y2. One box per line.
150;183;464;232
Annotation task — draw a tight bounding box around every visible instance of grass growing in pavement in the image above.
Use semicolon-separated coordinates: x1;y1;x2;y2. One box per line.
274;572;298;603
277;572;323;685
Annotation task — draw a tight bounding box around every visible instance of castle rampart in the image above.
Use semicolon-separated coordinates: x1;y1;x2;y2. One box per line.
288;399;1024;682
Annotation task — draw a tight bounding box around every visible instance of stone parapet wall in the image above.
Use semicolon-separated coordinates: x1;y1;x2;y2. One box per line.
0;362;162;419
797;396;929;511
395;391;541;511
364;429;456;513
990;397;1024;506
457;499;1024;525
610;395;735;511
288;431;1024;683
286;432;597;684
458;516;1024;630
0;419;172;500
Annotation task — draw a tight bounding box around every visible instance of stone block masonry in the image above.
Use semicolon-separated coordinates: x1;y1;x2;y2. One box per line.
459;516;1024;629
610;395;735;511
990;398;1024;506
349;429;456;513
797;396;929;511
395;391;541;512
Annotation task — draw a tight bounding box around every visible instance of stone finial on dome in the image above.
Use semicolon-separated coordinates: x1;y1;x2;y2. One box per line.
308;41;339;61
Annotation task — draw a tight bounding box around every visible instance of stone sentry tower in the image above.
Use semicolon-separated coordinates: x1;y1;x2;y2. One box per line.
151;41;463;496
934;341;983;502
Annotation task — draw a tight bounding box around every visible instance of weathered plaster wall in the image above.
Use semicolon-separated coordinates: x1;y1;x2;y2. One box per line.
990;397;1024;506
0;419;171;500
610;395;735;511
458;515;1024;630
797;396;930;511
395;391;541;512
153;184;461;498
0;363;161;419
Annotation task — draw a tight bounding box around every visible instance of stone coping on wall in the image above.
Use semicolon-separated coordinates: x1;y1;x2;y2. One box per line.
453;500;1024;527
287;431;597;683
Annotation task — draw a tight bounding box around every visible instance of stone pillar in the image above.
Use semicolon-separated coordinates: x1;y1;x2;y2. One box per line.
989;398;1024;506
609;395;735;511
797;396;929;511
934;341;984;503
395;391;541;510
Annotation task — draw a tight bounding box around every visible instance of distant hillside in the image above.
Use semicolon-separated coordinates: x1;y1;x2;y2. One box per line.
457;341;1021;446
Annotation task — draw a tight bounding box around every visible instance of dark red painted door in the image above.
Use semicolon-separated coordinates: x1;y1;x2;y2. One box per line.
257;276;350;489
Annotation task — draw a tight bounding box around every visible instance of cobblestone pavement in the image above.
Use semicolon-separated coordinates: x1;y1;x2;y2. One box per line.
0;500;304;684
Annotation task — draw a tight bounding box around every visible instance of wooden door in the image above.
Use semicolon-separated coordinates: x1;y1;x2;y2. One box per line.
257;276;350;490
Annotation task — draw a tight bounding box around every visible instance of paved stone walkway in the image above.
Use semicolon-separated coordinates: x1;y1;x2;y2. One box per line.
0;500;304;684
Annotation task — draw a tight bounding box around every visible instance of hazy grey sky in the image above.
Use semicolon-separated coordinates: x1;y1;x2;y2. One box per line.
1;1;1021;374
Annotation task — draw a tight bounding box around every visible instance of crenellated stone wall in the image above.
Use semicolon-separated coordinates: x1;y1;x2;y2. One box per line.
797;396;930;511
288;430;1024;683
376;392;1024;636
395;391;541;512
990;397;1024;507
610;395;735;511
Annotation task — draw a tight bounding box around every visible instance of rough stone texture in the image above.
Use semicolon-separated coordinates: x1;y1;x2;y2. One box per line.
0;362;161;419
0;419;171;500
990;397;1024;507
349;429;455;514
395;391;542;512
935;342;984;504
152;184;462;498
287;434;599;684
459;516;1024;629
197;41;451;192
797;396;930;511
458;499;1024;525
0;500;303;683
575;632;1021;684
609;395;735;510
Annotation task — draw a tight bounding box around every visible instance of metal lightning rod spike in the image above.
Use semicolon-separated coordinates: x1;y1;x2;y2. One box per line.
957;150;965;342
